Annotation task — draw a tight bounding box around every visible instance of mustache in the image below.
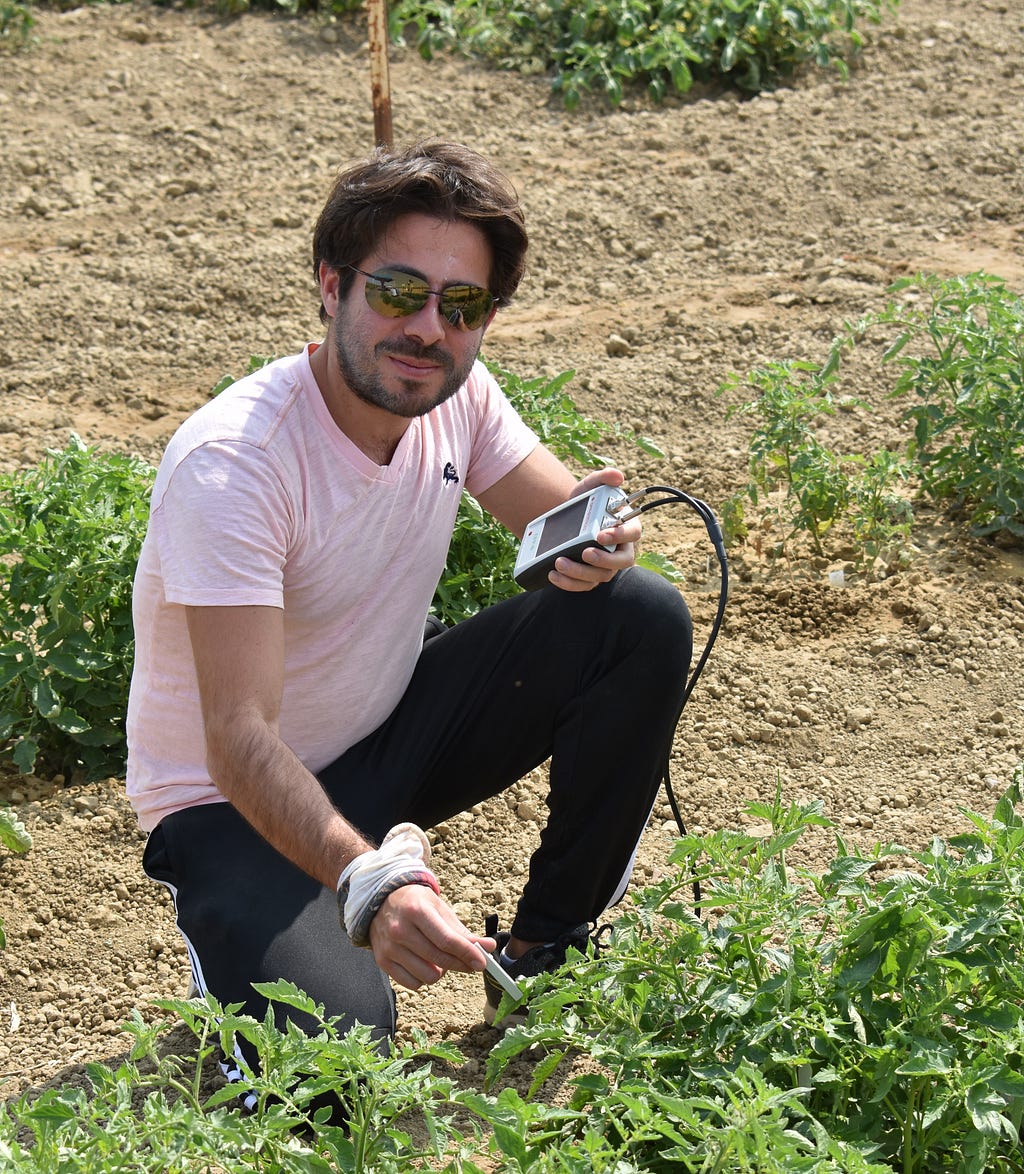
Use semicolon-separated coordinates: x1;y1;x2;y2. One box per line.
377;340;452;367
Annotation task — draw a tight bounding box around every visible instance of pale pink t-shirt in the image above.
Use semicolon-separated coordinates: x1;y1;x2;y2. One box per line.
125;345;537;832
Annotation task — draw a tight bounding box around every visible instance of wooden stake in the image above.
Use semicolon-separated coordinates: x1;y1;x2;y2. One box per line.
367;0;393;149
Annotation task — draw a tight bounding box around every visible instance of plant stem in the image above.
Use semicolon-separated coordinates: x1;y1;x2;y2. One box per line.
902;1080;919;1174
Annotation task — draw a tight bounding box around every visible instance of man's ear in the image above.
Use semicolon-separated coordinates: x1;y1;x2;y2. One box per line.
480;303;499;335
319;261;341;318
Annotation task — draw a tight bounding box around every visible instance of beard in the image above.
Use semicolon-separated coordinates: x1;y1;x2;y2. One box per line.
333;332;477;419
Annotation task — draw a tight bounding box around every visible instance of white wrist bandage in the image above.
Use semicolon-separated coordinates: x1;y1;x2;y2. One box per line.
336;822;440;947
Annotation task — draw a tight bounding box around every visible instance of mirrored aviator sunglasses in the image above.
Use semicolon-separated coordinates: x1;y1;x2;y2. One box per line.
350;265;496;331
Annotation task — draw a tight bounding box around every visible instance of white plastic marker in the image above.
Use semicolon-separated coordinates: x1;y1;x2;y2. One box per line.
480;945;523;1001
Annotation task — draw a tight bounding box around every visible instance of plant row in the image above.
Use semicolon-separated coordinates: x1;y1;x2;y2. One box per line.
3;771;1022;1170
3;0;896;107
722;271;1024;562
390;0;896;108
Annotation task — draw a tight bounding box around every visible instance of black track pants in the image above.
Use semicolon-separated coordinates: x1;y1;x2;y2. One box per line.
143;567;693;1048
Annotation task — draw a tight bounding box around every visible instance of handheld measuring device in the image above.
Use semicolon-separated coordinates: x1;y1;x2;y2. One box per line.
514;483;629;591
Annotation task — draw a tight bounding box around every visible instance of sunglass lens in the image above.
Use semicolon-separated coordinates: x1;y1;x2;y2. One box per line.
365;269;430;317
439;285;493;330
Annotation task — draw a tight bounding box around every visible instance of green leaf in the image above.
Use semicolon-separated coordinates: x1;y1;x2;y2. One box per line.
966;1082;1013;1136
824;857;876;886
52;708;91;736
988;1068;1024;1098
0;807;32;853
30;678;59;720
69;724;123;747
42;650;93;682
896;1037;955;1076
837;952;881;990
636;550;683;582
721;37;737;71
0;654;28;692
250;977;322;1017
11;737;38;775
847;1000;868;1045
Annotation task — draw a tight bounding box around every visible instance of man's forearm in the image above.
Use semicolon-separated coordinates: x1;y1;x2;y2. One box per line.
206;715;370;890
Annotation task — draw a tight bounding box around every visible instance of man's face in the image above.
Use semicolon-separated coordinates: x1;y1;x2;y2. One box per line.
329;213;496;420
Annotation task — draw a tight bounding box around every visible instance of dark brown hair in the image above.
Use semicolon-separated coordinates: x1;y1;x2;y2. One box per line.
312;140;529;324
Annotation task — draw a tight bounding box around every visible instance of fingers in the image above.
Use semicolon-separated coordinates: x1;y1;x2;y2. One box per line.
554;468;641;593
368;885;496;991
596;515;641;551
548;546;627;589
382;932;481;991
548;529;638;591
568;466;624;499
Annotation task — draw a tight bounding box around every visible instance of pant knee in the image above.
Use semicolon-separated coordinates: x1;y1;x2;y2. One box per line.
612;567;693;663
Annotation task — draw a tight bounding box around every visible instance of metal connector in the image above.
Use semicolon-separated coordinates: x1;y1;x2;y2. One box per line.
607;488;650;524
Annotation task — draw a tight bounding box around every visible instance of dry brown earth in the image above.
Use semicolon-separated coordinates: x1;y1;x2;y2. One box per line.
1;0;1022;1112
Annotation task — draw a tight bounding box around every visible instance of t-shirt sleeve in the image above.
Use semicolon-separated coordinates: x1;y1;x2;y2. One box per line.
462;364;539;497
150;441;293;608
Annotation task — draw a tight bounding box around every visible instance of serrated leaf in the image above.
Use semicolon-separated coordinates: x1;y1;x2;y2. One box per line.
824;857;877;885
636;550;682;582
966;1083;1012;1136
22;1091;80;1124
839;952;881;990
896;1038;955;1076
528;1047;567;1099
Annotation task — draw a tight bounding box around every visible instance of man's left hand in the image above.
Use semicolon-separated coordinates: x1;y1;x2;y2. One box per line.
548;467;639;593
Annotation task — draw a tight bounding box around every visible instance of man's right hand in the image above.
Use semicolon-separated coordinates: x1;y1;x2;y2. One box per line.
367;883;496;990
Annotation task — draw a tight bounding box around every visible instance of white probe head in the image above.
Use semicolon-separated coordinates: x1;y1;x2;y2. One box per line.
480;945;524;1001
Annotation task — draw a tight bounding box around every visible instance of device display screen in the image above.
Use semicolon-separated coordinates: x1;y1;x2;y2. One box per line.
535;498;590;557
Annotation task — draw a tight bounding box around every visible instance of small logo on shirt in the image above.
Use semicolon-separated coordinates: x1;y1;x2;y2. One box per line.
442;461;460;486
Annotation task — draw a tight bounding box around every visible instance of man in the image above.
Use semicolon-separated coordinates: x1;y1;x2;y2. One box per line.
126;140;692;1079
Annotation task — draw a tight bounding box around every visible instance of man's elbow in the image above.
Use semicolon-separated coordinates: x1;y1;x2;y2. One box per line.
202;710;275;797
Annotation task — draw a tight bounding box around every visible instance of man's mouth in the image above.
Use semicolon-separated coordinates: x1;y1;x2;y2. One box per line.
391;354;434;373
382;346;450;378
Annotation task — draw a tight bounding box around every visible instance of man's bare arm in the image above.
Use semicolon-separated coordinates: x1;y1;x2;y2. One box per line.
185;604;369;890
475;444;577;537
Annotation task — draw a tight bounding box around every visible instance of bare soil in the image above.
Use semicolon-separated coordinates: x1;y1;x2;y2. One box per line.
1;0;1023;1113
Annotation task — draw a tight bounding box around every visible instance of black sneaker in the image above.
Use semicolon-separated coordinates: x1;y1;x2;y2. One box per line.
482;913;595;1027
